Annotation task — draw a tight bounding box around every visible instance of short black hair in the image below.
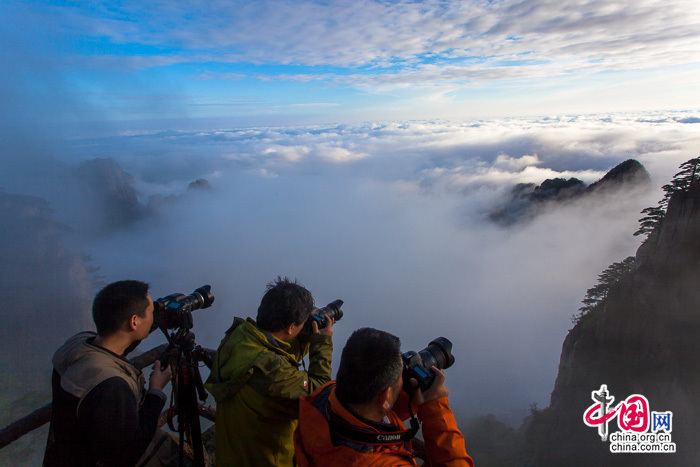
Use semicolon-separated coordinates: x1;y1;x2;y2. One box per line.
92;280;150;336
256;276;314;332
335;327;403;405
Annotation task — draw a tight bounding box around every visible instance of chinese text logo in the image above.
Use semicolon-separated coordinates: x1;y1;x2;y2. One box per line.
583;384;675;454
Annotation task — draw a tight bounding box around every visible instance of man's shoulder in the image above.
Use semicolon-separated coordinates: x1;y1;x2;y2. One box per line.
212;320;282;373
55;337;141;401
52;332;97;372
221;317;262;342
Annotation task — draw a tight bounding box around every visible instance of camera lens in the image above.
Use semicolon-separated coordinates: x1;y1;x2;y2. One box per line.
312;299;344;329
417;337;455;371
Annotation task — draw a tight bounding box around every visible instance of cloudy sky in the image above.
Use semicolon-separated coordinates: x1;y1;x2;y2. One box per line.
2;0;700;129
2;0;700;426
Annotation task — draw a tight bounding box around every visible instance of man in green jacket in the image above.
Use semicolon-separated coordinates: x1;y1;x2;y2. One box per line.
205;277;334;466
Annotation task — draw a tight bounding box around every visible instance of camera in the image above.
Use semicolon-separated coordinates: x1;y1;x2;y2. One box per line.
301;299;343;337
152;285;215;331
402;337;455;391
310;299;344;329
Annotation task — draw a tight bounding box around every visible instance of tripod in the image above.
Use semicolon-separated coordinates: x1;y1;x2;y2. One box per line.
161;328;210;467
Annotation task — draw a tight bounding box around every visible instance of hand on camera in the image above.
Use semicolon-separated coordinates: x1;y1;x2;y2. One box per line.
411;367;449;406
311;316;335;337
149;360;172;391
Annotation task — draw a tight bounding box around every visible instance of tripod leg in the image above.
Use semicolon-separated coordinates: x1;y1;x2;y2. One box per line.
178;360;206;467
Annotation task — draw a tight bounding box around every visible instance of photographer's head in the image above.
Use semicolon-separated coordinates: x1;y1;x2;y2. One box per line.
92;280;154;355
335;328;403;419
256;277;314;337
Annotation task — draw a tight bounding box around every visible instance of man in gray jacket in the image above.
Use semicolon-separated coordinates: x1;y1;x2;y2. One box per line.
44;280;174;466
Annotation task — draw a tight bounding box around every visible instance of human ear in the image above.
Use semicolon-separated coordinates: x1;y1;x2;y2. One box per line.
379;386;393;412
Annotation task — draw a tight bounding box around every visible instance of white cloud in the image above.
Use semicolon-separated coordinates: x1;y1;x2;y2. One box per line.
315;146;369;163
494;153;541;170
262;145;310;162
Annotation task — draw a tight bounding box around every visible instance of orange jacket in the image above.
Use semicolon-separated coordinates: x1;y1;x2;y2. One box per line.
294;381;474;467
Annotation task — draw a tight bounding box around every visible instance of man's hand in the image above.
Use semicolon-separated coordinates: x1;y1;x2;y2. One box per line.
149;360;172;391
311;316;335;337
411;367;449;406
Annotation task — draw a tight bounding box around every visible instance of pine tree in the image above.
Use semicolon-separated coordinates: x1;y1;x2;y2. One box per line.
572;256;635;323
634;156;700;237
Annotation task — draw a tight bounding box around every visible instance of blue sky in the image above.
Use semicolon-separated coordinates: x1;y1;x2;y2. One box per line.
3;0;700;129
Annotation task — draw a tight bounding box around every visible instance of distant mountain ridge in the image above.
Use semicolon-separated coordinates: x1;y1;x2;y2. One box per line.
489;159;651;226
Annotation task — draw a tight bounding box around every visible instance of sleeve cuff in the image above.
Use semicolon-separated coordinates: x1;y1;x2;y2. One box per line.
309;333;333;345
147;388;167;403
417;396;450;420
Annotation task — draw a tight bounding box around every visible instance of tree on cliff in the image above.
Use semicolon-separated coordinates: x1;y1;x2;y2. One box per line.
635;156;700;237
572;256;635;323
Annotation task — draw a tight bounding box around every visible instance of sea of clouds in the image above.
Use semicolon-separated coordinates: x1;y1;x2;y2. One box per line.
4;111;699;422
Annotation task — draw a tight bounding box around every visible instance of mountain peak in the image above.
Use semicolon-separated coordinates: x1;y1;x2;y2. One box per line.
489;159;650;226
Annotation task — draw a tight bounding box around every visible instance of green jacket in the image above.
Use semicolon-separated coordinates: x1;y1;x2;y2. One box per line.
204;317;333;467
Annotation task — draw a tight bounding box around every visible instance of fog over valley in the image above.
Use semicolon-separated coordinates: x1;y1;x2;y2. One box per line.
3;111;700;423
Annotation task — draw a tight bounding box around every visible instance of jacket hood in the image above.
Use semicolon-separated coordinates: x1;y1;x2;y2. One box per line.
52;331;99;376
52;331;144;402
204;317;301;402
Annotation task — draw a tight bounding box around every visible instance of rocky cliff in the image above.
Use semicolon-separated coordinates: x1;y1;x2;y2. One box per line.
525;175;700;465
0;191;94;394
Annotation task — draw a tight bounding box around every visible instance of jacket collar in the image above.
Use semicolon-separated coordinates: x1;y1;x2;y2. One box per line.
238;317;295;355
329;386;398;433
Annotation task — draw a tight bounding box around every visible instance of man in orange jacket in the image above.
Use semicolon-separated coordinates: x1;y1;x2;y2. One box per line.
294;327;473;466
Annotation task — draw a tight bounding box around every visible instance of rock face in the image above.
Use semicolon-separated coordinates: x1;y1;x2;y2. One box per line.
75;158;146;234
490;159;651;225
0;191;94;393
525;179;700;466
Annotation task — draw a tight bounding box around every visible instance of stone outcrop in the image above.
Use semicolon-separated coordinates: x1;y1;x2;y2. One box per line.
75;158;146;234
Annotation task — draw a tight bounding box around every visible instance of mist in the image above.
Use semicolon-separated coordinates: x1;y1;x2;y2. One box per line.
4;107;700;424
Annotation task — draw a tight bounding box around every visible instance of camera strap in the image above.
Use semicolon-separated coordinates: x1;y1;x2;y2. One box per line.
327;410;416;446
325;390;419;446
406;392;420;441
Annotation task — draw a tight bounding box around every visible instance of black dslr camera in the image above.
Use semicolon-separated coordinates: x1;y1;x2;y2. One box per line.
300;299;344;337
151;285;215;332
402;337;455;391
